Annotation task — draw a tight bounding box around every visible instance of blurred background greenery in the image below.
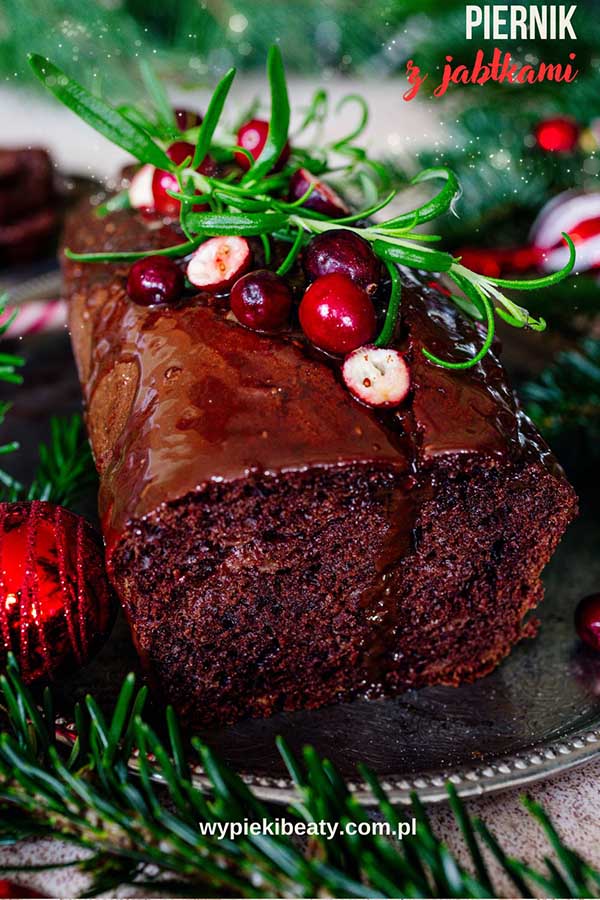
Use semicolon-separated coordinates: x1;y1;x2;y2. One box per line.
0;0;596;88
3;0;599;249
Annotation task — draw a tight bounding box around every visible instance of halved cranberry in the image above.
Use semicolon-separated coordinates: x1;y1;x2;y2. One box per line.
152;141;214;218
129;163;155;209
289;169;349;218
127;256;184;306
230;269;292;332
234;118;290;172
342;345;410;408
299;273;377;355
303;230;380;292
575;593;600;651
174;107;203;131
187;236;252;292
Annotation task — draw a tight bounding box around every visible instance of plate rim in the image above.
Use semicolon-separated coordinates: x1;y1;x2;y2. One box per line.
56;715;600;806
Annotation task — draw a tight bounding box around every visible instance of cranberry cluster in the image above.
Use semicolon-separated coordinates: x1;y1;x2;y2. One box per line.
126;108;410;408
128;230;378;347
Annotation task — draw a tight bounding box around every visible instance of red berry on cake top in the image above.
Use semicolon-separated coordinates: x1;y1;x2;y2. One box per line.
303;230;381;293
299;273;377;355
151;142;214;218
230;269;292;333
127;256;184;306
187;236;252;292
342;345;410;408
289;169;350;219
174;108;203;131
235;118;290;172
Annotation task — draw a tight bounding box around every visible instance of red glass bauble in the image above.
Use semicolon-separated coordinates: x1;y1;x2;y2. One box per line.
0;501;116;682
456;246;542;279
535;117;580;153
0;881;42;898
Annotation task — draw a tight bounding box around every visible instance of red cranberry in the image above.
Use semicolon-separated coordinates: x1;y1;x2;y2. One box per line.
174;107;203;131
289;168;350;218
152;141;214;217
127;256;184;306
299;273;377;355
230;269;292;333
234;118;290;172
575;593;600;651
303;230;381;292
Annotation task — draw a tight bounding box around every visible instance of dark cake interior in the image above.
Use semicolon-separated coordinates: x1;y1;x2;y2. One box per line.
63;204;577;725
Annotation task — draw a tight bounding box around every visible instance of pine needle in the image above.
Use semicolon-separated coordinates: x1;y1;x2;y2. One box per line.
0;660;598;898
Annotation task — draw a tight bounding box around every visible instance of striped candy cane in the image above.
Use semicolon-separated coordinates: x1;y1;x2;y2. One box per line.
0;270;67;340
2;298;67;338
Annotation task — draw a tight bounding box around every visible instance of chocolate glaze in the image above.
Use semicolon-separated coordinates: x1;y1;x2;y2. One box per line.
63;203;559;561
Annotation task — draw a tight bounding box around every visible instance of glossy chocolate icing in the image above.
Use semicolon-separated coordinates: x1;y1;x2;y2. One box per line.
63;203;550;559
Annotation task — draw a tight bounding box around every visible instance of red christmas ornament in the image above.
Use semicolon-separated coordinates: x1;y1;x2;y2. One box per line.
0;881;42;898
534;116;580;153
456;246;542;279
0;501;116;683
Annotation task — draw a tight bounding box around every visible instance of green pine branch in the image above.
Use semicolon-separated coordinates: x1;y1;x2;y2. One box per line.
23;414;97;508
522;337;600;446
0;657;598;898
0;296;25;494
0;294;96;507
0;412;96;508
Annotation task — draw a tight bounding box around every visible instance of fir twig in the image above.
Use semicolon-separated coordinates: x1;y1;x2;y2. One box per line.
0;414;96;507
0;296;25;492
0;658;598;898
26;414;97;507
522;337;600;448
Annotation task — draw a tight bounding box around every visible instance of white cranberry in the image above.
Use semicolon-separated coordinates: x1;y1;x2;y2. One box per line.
129;164;155;209
186;236;252;292
342;345;410;408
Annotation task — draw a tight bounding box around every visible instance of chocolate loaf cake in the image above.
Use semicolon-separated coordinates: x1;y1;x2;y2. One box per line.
63;204;577;725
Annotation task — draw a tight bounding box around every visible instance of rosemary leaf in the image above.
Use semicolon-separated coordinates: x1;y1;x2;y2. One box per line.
28;55;172;170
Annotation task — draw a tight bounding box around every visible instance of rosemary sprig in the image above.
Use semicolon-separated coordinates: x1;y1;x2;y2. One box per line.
30;49;576;371
28;55;172;170
0;657;598;899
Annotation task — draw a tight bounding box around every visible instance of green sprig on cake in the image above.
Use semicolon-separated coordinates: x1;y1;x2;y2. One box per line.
28;46;574;395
